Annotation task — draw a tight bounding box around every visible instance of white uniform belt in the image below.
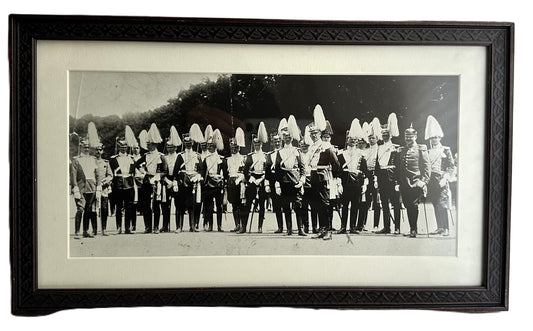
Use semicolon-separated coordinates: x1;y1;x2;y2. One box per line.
312;165;330;170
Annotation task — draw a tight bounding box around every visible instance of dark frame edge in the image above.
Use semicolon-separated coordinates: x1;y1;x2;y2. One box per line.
8;14;513;315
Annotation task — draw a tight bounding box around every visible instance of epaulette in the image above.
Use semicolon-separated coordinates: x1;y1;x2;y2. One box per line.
443;146;451;150
110;154;118;159
418;144;428;151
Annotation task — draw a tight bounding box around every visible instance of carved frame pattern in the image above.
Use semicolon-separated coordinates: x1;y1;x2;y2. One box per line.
9;15;513;315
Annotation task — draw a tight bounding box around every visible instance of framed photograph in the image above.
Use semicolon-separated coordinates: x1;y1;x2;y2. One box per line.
9;15;513;314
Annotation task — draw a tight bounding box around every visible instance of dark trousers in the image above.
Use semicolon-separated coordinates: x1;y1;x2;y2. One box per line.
400;185;423;232
377;181;401;231
310;181;330;230
203;186;224;230
301;187;316;232
114;188;135;232
139;184;162;232
244;183;267;231
340;185;362;231
279;183;303;233
74;192;97;235
176;186;201;231
161;190;175;232
100;196;109;231
270;192;283;230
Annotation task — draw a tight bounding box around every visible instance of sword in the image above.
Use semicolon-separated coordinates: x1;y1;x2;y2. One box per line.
248;194;259;233
333;205;353;245
448;208;455;226
422;196;430;238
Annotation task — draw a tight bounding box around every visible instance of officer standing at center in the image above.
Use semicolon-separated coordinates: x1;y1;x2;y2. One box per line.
275;115;306;236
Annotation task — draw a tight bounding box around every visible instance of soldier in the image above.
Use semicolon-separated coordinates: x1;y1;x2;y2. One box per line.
395;124;431;238
109;136;136;234
305;123;322;234
375;113;402;235
134;123;168;234
354;135;370;232
187;123;206;231
298;128;314;234
243;122;269;233
202;129;225;232
131;131;145;232
161;126;181;233
224;128;247;233
425;115;455;237
275;116;306;236
337;119;367;234
70;122;101;238
309;105;341;240
362;118;383;232
174;133;203;232
321;120;342;233
93;143;113;236
201;125;213;230
264;130;284;233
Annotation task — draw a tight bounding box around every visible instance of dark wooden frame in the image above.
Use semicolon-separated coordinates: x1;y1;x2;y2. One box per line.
9;15;513;315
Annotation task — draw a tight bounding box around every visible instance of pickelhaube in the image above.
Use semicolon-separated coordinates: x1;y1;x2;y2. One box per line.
405;123;417;136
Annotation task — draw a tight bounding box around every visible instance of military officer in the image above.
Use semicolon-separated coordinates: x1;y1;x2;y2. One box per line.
264;132;284;233
70;138;101;238
134;123;168;234
224;128;247;233
337;119;367;234
425;115;455;237
93;143;113;236
395;124;431;238
243;122;268;233
174;134;203;232
274;116;306;236
131;138;144;232
363;118;382;232
309;105;341;240
375;114;402;235
109;139;136;234
202;129;225;232
161;126;181;232
298;132;314;234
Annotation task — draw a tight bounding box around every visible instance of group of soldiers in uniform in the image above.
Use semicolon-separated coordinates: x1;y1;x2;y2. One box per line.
70;105;456;240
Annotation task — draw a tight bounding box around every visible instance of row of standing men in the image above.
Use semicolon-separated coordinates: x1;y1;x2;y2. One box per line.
70;108;456;240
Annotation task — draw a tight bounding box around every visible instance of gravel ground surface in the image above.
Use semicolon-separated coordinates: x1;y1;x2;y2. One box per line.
70;198;457;257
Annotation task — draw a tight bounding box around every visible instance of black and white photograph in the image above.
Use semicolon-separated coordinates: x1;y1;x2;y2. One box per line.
69;71;459;257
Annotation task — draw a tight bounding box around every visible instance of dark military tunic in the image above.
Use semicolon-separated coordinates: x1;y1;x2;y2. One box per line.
395;143;430;233
243;150;268;231
375;141;401;232
173;149;203;231
337;147;367;232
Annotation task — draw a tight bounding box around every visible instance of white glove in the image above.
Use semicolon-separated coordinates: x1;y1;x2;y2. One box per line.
362;184;367;194
416;181;426;189
149;177;156;185
72;186;81;200
439;178;447;188
275;182;281;195
265;184;271;193
395;184;400;192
